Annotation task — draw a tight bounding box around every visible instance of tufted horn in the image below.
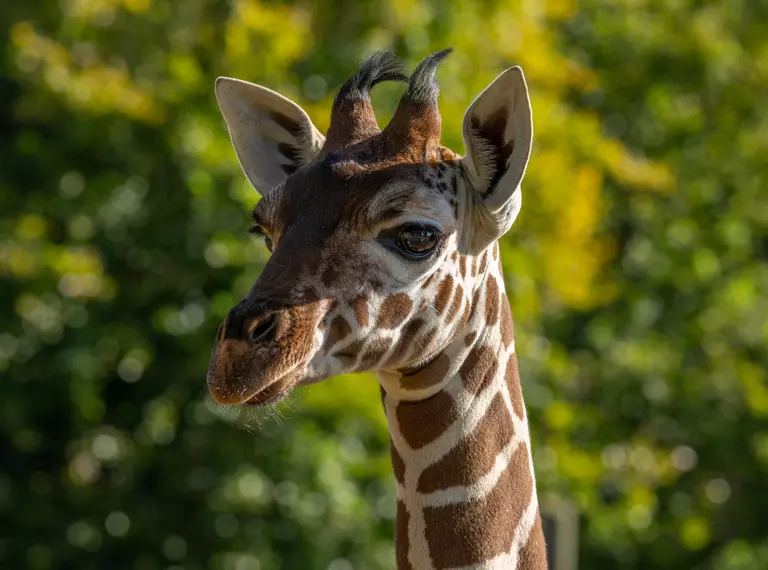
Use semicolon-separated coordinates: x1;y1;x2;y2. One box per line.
320;51;407;156
382;48;453;158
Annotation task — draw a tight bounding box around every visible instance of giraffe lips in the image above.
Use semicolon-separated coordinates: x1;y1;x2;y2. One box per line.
244;388;288;406
242;376;294;406
240;365;320;406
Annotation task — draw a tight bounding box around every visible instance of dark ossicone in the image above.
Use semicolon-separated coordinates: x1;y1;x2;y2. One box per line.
321;51;407;155
383;48;453;156
402;48;454;105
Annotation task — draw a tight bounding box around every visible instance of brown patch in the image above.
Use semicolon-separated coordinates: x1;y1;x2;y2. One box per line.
435;275;454;315
457;302;471;332
327;315;351;348
361;337;392;369
352;296;369;327
500;296;514;349
492;241;499;260
446;283;464;323
505;354;526;420
471;257;478;277
322;266;341;287
423;442;533;568
396;390;457;449
397;325;440;367
421;272;437;289
485;278;500;326
459;345;498;394
400;353;450;391
415;327;439;359
396;502;413;570
459;255;467;278
518;509;548;570
391;441;405;484
377;294;414;329
478;251;488;275
464;331;477;347
386;318;425;366
334;338;363;362
418;393;514;492
451;251;458;261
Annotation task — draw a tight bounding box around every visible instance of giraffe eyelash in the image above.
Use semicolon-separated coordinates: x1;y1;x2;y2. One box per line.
248;225;266;238
248;225;274;252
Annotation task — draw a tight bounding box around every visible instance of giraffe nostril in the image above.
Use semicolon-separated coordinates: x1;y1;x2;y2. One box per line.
248;312;277;343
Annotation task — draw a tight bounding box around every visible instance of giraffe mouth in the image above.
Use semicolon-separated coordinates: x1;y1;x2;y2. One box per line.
244;386;289;406
240;364;324;406
241;374;296;406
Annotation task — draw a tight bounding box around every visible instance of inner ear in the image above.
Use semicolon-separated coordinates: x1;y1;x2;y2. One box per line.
459;67;533;249
215;78;326;193
470;107;516;196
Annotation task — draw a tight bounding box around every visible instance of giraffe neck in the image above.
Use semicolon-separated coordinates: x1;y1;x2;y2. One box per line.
380;260;547;570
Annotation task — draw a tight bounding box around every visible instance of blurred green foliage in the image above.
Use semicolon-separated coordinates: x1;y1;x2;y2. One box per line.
1;0;767;569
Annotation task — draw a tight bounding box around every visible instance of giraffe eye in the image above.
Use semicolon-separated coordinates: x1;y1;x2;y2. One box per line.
249;225;273;252
396;225;439;259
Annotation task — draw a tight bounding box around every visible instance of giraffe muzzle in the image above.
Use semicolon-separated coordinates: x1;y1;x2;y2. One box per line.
207;300;325;406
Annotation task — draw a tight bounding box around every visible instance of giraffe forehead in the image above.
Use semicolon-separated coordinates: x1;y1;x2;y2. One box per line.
257;165;458;237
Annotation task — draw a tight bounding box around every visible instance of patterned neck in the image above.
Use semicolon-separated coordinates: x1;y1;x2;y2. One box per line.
379;270;547;569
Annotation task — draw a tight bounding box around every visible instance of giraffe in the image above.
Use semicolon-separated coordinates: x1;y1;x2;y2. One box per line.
207;49;548;569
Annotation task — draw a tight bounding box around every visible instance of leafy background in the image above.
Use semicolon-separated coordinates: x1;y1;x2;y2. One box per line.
2;0;767;569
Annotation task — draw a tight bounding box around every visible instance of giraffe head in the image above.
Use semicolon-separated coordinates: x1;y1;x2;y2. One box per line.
207;50;533;406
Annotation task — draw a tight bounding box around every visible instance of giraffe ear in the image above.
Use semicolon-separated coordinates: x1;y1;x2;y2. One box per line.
215;77;326;193
460;67;533;246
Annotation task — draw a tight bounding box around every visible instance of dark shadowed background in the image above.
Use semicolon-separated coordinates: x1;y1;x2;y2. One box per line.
1;1;767;569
